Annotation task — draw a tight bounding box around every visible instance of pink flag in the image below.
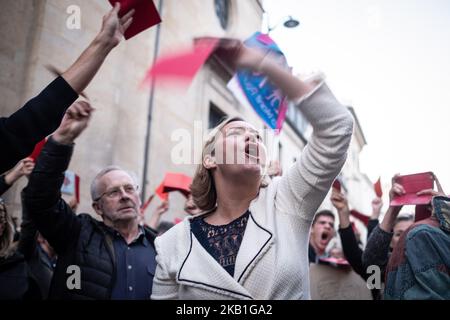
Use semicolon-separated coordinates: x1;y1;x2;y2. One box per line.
143;38;220;86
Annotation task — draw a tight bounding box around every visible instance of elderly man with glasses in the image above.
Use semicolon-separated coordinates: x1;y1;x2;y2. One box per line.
22;101;157;300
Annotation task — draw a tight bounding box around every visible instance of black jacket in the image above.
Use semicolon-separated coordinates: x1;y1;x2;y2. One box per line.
339;225;381;300
17;191;56;299
0;251;41;300
0;76;78;174
22;137;157;299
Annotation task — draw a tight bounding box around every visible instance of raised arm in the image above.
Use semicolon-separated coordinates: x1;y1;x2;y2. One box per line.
147;200;169;231
331;189;366;279
0;158;34;195
61;3;134;93
22;101;93;254
362;177;405;273
228;43;353;220
367;197;382;239
0;4;134;174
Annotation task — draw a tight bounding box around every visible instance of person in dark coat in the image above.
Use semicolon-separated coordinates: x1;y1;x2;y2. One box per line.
0;3;134;175
0;198;40;299
0;158;35;195
23;101;157;300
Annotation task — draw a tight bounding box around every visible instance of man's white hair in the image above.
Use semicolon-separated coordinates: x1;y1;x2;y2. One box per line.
90;165;139;201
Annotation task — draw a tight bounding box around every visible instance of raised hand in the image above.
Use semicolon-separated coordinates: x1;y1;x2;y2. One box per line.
214;38;267;71
331;189;351;228
389;174;406;204
98;3;135;48
155;200;170;216
380;174;407;232
416;189;446;197
331;189;349;212
148;200;170;230
53;101;94;145
371;197;383;218
4;158;35;185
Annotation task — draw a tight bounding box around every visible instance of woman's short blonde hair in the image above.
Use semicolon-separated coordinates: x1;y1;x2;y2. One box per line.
190;116;268;212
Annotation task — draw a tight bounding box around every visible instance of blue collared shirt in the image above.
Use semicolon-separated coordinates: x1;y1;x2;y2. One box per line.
109;227;156;300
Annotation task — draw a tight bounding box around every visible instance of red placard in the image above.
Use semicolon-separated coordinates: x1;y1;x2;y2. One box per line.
161;172;192;197
374;177;383;197
154;172;192;200
108;0;161;40
155;182;169;200
29;138;47;161
390;172;434;206
75;174;80;203
332;179;341;192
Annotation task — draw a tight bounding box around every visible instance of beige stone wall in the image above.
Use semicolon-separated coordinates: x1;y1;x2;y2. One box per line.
0;0;269;226
1;0;156;219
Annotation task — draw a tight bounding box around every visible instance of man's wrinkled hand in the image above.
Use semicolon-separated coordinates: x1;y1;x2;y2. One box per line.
53;101;94;145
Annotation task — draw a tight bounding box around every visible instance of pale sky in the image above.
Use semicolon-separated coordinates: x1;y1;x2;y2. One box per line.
263;0;450;194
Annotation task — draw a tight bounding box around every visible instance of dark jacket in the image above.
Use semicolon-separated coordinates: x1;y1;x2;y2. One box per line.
340;225;381;300
0;251;40;300
338;226;365;279
0;76;78;174
17;191;56;299
367;218;379;239
22;137;157;299
385;196;450;299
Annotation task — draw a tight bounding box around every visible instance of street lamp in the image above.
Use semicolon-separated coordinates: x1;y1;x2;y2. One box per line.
267;15;300;33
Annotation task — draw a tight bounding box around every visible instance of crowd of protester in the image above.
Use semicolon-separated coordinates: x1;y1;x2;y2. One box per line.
1;4;448;300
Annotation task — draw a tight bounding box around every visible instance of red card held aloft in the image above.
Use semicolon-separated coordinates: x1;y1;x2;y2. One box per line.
161;172;192;197
390;172;434;206
374;177;383;197
332;179;341;192
29;138;47;161
75;174;80;203
155;182;169;200
143;38;220;86
155;172;192;200
108;0;161;40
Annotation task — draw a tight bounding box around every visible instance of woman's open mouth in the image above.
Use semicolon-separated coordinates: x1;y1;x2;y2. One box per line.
244;142;260;162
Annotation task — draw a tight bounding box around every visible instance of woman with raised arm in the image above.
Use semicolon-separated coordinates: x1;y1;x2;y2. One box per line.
152;42;354;300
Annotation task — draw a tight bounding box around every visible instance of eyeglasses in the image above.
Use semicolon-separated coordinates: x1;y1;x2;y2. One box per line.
94;184;139;201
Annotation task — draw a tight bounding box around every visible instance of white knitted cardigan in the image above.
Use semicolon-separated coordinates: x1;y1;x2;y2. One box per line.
151;81;354;300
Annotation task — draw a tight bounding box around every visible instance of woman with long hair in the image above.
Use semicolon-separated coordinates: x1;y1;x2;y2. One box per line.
0;198;37;299
151;42;354;299
0;199;16;259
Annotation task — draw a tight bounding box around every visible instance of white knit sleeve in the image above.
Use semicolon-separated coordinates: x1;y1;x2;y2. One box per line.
275;81;354;223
